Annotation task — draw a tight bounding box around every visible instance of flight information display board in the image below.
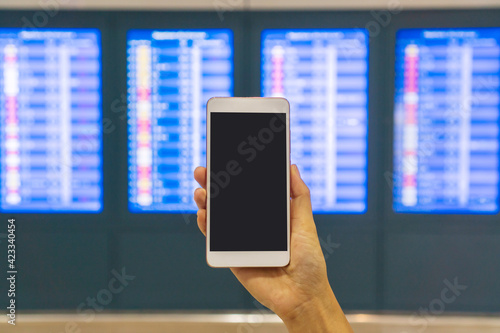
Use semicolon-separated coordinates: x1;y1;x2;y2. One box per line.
393;28;500;213
262;29;368;213
127;30;233;212
0;29;102;213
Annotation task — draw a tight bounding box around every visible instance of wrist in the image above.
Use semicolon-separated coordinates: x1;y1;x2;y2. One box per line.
280;288;352;333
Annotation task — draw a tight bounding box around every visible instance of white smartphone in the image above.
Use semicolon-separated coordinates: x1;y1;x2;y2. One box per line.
206;97;290;267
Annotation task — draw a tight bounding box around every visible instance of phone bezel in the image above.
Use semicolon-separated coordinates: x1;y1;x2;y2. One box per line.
206;97;291;267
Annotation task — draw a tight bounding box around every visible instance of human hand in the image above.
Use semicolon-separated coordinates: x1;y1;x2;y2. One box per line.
194;164;353;333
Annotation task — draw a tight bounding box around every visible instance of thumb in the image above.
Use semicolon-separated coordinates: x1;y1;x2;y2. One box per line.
290;164;314;225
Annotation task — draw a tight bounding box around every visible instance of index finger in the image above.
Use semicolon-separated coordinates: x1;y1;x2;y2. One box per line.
194;166;207;189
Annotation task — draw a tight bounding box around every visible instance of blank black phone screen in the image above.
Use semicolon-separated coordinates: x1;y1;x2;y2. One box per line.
209;112;287;251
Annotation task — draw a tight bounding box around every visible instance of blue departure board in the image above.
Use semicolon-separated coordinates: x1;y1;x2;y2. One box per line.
393;28;500;213
262;30;368;213
127;30;233;212
0;29;102;213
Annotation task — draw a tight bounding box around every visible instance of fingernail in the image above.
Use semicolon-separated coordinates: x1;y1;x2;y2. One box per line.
293;164;300;177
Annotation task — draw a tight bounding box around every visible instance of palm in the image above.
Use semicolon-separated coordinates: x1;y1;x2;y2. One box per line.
237;215;326;309
194;165;329;320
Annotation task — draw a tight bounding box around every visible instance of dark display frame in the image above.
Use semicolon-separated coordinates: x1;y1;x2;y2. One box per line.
0;8;498;313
